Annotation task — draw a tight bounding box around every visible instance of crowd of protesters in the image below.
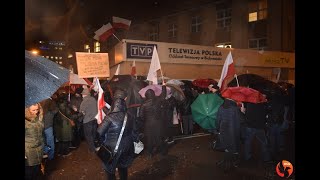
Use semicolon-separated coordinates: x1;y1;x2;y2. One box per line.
25;78;295;179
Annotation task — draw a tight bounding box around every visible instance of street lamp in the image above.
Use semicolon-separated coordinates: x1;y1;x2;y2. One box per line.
31;49;39;55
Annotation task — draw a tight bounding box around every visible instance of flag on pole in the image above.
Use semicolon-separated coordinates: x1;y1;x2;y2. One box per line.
147;46;161;85
112;16;131;30
218;51;236;92
93;23;115;42
93;77;106;125
131;60;136;76
115;64;120;75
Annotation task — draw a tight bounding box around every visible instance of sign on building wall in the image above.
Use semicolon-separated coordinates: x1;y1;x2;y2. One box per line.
75;52;110;78
123;39;294;68
126;43;158;59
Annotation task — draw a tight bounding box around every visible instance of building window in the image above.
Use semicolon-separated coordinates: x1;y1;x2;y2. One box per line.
215;42;232;48
149;23;159;41
94;42;101;52
168;23;177;39
191;16;202;33
84;44;90;51
248;0;267;22
217;8;232;30
59;57;62;59
248;37;267;49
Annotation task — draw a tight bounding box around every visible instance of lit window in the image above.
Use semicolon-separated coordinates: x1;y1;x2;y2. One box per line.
248;12;257;22
55;57;58;59
59;47;62;50
191;16;202;33
84;44;90;50
94;42;101;52
248;0;267;22
59;61;62;64
50;56;54;59
217;8;232;30
59;57;62;59
46;56;49;58
168;23;177;38
248;38;267;49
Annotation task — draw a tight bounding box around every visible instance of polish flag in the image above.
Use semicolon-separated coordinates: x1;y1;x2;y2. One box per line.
93;23;115;42
218;51;236;92
131;60;136;76
112;16;131;30
147;46;161;85
115;64;120;75
93;77;106;124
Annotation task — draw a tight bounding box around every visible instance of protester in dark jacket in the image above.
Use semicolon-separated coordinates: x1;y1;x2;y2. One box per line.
243;102;271;163
96;89;136;180
139;85;167;157
215;98;241;153
179;87;195;135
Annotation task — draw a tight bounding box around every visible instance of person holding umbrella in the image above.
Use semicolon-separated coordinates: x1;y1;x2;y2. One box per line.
139;85;167;158
25;103;45;180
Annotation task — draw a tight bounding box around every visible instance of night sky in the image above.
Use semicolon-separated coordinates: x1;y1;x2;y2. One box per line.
25;0;213;46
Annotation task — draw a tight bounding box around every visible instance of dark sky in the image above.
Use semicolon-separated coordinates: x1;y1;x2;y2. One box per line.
25;0;213;45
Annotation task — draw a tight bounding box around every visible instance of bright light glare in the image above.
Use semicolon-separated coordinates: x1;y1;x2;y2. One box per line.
31;50;39;55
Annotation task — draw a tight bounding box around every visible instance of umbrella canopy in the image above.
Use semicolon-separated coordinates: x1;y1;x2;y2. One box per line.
221;86;267;103
192;78;218;89
138;84;171;98
228;74;285;99
108;75;148;106
167;79;184;86
25;50;69;107
191;93;224;130
69;72;91;85
165;83;185;102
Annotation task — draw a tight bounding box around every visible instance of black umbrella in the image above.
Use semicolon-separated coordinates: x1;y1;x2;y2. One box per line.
108;75;148;107
25;50;69;107
228;74;285;99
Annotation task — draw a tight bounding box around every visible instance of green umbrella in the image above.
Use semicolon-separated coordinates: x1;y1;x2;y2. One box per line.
191;93;224;130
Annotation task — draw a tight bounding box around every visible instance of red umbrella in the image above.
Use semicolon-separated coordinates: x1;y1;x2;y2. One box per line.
221;86;267;103
192;79;218;89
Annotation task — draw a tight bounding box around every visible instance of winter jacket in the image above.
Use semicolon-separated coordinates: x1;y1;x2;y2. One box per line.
25;105;44;166
215;99;241;153
97;111;135;174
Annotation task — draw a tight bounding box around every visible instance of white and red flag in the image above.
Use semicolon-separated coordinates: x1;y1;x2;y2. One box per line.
131;60;136;76
93;77;106;124
115;64;120;75
147;46;162;85
112;16;131;30
93;23;115;42
218;51;236;92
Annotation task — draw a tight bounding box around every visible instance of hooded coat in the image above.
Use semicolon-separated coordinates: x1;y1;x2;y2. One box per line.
97;98;135;174
25;104;44;166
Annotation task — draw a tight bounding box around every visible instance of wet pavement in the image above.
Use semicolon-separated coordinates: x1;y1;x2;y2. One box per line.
43;130;295;180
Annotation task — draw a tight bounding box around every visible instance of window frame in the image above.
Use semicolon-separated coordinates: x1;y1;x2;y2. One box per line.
216;8;232;30
191;16;202;33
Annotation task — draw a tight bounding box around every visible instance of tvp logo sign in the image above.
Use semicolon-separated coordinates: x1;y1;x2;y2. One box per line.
127;43;157;59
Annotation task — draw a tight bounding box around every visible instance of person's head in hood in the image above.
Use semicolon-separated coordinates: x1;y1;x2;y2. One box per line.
145;89;155;100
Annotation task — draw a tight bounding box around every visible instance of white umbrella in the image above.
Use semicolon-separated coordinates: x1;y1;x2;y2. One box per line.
70;72;89;85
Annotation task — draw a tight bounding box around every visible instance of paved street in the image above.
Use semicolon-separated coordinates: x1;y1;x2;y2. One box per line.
43;129;295;180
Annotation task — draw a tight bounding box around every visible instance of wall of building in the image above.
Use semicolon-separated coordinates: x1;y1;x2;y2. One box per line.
108;39;295;84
